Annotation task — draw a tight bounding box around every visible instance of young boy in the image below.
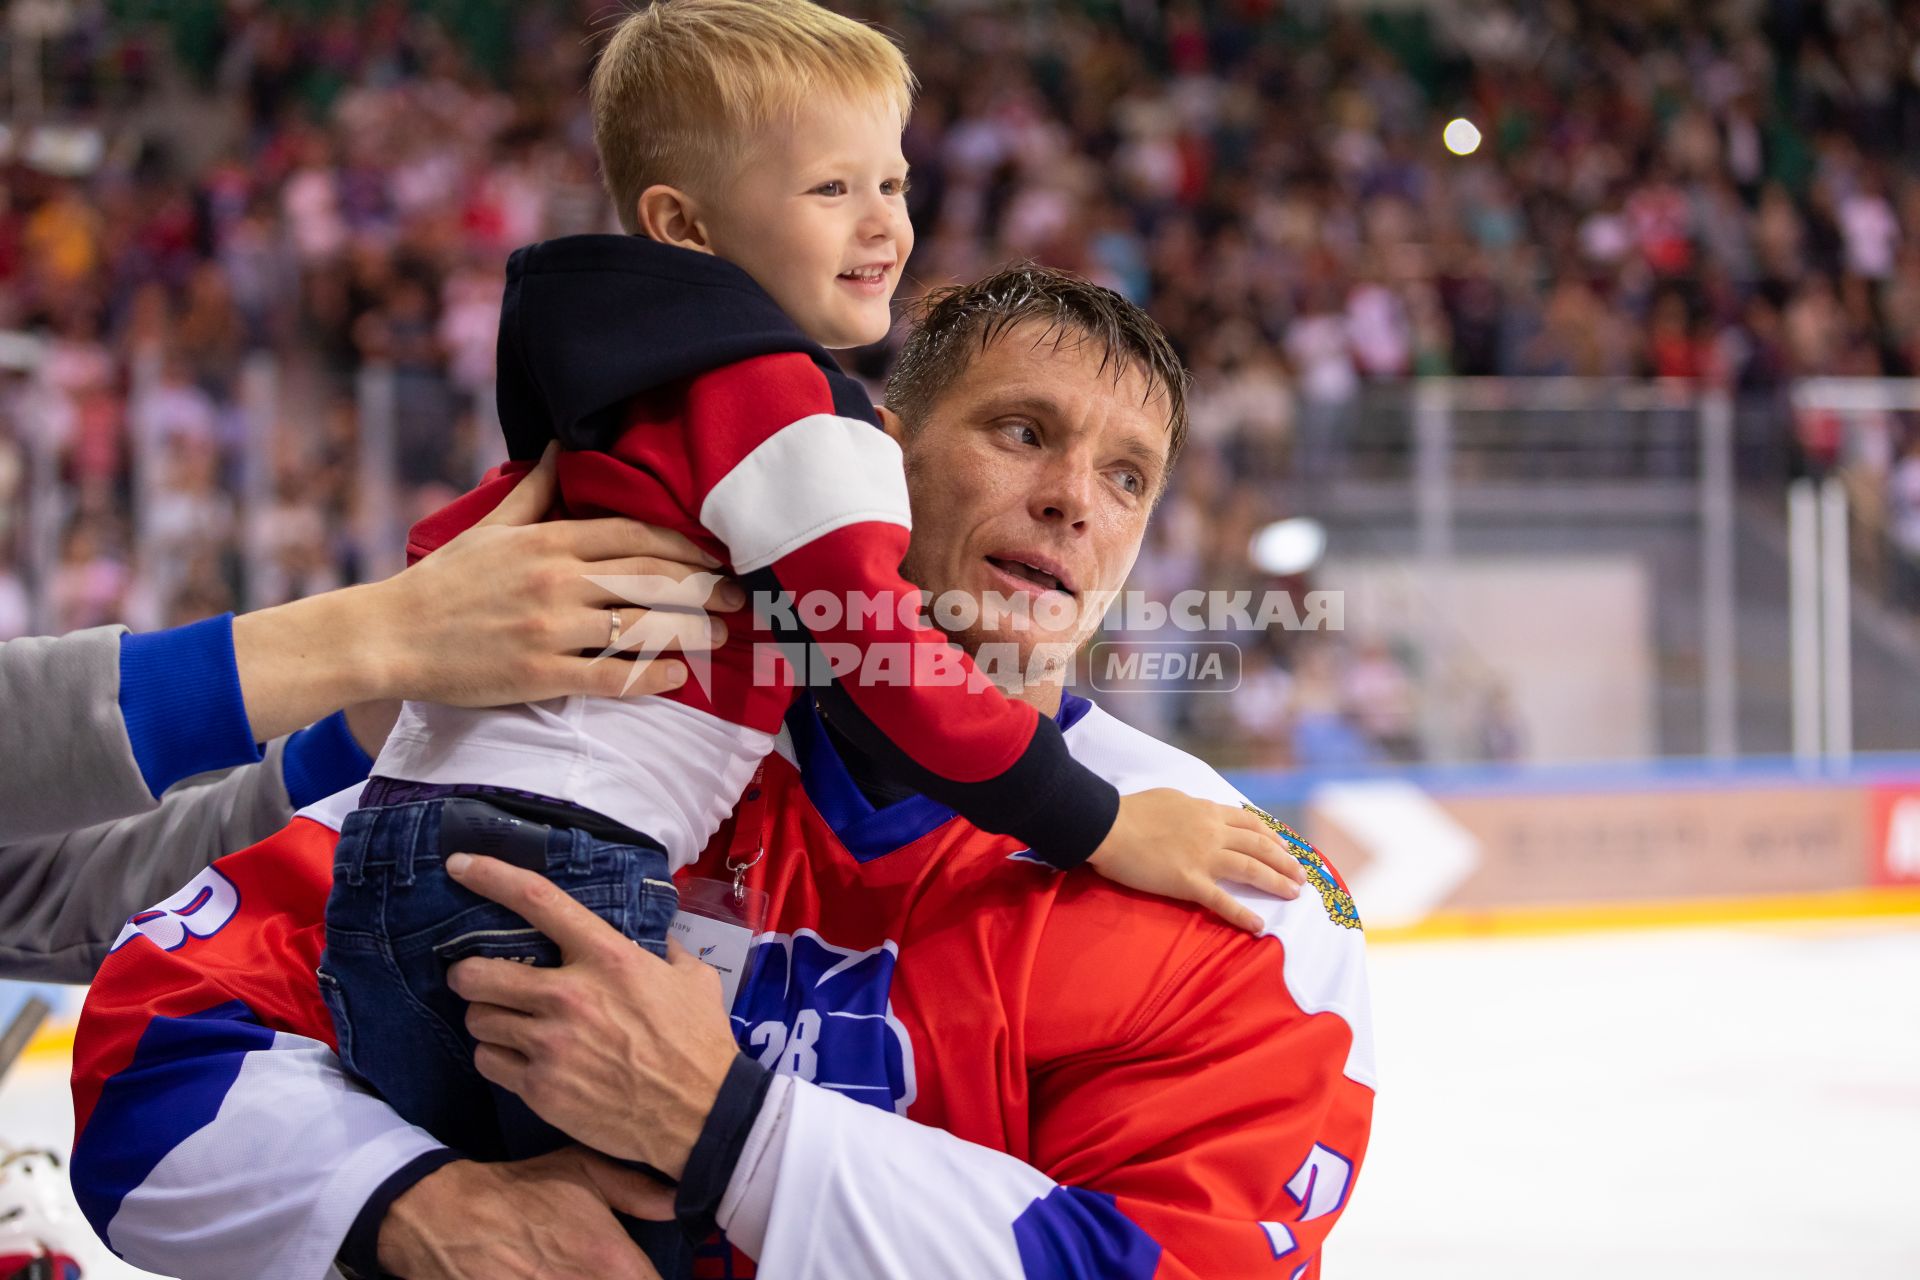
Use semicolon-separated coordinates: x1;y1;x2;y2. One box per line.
322;0;1301;1261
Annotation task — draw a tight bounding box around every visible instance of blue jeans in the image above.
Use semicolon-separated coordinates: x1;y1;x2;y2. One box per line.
321;794;687;1273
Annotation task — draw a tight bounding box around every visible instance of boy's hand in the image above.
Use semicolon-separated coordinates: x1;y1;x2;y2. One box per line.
1086;789;1308;933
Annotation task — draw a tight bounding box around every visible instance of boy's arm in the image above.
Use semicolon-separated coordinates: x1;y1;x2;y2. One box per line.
670;351;1121;868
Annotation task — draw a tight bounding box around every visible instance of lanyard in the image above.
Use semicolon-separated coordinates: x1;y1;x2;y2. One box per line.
725;764;769;906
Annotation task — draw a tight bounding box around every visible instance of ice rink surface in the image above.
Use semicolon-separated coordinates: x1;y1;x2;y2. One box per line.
4;920;1918;1279
1339;920;1920;1279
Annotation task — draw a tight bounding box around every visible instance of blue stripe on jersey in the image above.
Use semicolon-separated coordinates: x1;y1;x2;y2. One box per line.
1012;1185;1162;1280
72;1001;275;1246
1057;691;1094;732
785;695;959;861
280;709;375;809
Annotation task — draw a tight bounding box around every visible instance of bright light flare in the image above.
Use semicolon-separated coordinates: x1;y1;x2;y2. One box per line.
1250;518;1328;577
1443;117;1482;156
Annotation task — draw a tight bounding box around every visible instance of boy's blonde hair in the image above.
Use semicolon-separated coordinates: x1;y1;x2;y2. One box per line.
590;0;916;235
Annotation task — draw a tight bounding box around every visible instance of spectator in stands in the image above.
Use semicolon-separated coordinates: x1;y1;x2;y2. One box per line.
9;0;1920;767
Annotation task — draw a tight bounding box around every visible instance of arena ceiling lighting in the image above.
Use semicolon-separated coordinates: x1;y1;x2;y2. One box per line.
1443;117;1483;156
1249;518;1328;577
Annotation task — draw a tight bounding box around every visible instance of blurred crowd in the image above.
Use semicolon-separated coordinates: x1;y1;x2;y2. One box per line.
6;0;1920;764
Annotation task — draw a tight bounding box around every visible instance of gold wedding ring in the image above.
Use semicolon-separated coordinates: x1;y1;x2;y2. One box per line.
608;607;622;650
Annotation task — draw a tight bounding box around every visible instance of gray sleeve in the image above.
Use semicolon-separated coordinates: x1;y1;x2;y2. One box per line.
0;737;297;984
0;625;158;843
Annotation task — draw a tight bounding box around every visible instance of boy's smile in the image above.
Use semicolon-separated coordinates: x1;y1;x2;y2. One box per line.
698;94;914;349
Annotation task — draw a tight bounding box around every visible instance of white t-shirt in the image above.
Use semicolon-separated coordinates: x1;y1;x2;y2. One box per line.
1841;193;1900;279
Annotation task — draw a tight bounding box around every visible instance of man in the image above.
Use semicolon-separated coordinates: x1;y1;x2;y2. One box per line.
69;266;1375;1279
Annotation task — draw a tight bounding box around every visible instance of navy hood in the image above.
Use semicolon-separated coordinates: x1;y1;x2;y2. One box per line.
494;234;850;459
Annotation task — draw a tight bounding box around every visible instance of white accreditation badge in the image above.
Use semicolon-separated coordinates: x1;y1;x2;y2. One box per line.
672;879;767;1010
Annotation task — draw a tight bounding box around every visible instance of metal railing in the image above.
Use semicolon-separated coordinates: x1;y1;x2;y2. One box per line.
1263;377;1920;764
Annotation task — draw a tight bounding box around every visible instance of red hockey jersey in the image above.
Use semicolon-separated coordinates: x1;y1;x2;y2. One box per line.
71;693;1375;1279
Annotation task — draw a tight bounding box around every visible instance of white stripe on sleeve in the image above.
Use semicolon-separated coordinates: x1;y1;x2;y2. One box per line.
106;1031;445;1280
716;1071;795;1258
699;414;911;575
751;1080;1057;1280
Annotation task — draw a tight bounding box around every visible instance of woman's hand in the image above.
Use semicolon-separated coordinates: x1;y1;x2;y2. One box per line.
232;445;744;746
359;444;745;709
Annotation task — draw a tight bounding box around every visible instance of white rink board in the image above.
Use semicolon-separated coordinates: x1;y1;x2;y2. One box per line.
4;924;1918;1279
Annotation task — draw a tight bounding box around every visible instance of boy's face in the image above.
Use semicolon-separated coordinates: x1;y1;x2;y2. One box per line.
702;95;913;350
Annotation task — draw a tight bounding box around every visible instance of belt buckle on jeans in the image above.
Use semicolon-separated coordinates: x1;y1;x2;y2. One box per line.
437;797;552;872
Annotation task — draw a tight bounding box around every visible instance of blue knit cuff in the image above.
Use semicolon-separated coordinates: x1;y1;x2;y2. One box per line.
119;614;261;798
337;1147;462;1280
282;710;376;810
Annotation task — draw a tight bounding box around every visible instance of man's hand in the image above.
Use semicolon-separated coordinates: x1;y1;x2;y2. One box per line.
376;1148;671;1280
445;853;740;1177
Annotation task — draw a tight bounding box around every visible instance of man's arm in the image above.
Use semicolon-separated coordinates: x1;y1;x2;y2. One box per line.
0;622;251;843
440;848;1374;1280
731;888;1376;1280
3;448;710;847
67;801;678;1280
67;800;450;1280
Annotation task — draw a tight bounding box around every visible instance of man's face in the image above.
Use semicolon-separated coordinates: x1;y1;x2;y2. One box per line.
893;320;1173;701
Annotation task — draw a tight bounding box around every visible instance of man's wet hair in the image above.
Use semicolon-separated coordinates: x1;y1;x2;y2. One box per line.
885;264;1191;495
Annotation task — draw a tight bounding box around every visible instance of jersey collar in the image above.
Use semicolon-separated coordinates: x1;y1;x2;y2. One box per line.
786;690;1095;862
